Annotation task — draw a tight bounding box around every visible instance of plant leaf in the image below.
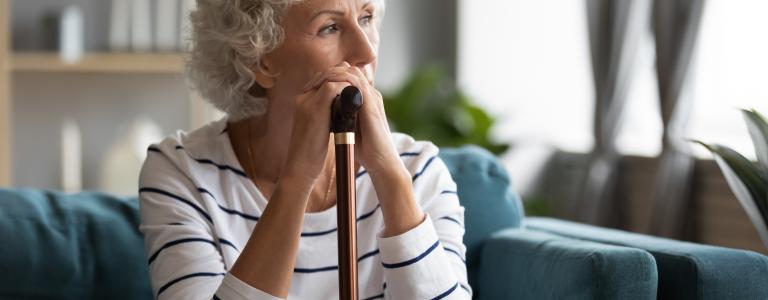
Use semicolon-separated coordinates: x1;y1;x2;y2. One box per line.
742;109;768;173
384;66;444;134
695;141;768;247
383;65;510;155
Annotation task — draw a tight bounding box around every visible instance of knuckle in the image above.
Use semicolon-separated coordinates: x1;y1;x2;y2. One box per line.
320;82;337;94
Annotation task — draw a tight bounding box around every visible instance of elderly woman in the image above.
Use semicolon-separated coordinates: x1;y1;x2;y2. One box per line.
138;0;470;299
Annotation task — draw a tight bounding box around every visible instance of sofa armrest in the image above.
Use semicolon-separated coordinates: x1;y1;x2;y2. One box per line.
526;217;768;299
476;228;657;300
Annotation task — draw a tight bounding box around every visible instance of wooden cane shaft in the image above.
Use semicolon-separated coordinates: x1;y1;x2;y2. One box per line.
335;141;358;300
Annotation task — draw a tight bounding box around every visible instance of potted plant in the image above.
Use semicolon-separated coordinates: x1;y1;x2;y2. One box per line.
384;66;508;155
696;109;768;248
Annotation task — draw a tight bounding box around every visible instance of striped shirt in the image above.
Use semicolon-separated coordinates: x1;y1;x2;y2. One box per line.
138;117;472;299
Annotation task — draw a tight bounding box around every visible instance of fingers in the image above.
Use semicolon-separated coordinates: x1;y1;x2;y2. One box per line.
318;72;368;95
347;66;373;86
297;81;350;115
303;62;375;92
315;69;385;119
301;63;384;126
303;62;353;92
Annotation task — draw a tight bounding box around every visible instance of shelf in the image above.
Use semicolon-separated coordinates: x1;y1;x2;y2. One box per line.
10;52;185;73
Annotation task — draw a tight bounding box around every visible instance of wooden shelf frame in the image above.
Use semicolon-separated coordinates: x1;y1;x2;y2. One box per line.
1;0;11;186
11;52;185;73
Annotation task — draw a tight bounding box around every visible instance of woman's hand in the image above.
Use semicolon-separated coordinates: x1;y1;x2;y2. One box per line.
304;62;424;237
303;62;404;177
283;80;351;184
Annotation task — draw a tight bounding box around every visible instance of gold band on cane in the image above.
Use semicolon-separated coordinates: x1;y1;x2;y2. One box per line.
334;132;355;145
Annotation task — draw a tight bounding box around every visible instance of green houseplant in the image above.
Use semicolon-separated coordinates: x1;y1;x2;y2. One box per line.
383;66;509;155
696;109;768;248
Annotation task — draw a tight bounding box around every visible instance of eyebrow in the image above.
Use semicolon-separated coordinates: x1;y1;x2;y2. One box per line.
309;9;344;22
308;1;375;22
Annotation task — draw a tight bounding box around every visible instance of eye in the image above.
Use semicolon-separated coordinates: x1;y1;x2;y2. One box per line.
359;14;374;26
319;23;339;35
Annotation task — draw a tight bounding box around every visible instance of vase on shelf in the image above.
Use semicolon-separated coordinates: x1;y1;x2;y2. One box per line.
59;5;84;63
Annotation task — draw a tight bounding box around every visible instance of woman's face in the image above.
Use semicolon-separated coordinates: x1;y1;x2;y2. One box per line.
257;0;379;102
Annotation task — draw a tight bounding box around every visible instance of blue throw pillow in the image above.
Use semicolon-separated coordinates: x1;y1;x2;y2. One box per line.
439;145;524;289
0;188;152;299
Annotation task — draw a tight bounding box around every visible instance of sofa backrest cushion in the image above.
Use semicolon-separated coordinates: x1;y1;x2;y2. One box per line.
0;188;152;299
439;145;524;288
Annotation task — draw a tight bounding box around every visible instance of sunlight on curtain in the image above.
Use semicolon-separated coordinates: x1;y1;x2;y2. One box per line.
688;0;768;159
459;0;768;158
615;29;663;157
618;0;768;158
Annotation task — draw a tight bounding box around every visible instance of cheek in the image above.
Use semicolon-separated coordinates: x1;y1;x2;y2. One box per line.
279;44;337;89
303;47;343;80
302;44;353;82
367;30;380;76
367;28;380;52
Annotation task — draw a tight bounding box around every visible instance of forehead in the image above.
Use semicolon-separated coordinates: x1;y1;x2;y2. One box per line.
291;0;375;15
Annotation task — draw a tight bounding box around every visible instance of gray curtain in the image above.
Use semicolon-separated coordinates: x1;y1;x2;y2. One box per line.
648;0;706;238
577;0;651;225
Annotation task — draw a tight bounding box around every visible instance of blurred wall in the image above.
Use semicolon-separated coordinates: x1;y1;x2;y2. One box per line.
377;0;458;90
12;73;190;190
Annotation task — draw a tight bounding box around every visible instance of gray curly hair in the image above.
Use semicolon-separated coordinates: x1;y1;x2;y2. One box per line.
186;0;385;121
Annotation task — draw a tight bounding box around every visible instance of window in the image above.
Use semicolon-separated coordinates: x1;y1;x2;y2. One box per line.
458;0;594;153
688;0;768;159
459;0;768;158
616;28;663;157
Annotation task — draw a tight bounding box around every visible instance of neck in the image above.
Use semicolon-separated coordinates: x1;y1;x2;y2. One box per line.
228;113;292;184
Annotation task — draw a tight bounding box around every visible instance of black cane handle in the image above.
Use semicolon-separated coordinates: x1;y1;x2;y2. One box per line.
331;86;363;133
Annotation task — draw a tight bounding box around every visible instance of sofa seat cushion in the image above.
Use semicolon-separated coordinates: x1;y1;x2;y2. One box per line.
478;228;658;300
527;217;768;299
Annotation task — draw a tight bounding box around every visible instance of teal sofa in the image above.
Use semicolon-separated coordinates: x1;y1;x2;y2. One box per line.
1;146;767;299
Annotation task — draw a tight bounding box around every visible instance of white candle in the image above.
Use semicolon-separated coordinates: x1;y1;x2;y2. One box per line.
61;119;82;193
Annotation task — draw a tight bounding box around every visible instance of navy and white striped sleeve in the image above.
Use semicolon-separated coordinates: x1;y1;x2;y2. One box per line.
139;145;281;300
377;155;472;299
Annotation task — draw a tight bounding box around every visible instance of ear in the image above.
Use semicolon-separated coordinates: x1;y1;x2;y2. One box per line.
253;58;278;89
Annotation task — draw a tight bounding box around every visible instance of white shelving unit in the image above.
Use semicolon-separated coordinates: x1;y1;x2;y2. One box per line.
0;0;217;186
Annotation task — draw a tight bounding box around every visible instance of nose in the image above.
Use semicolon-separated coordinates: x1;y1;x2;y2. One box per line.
345;24;377;70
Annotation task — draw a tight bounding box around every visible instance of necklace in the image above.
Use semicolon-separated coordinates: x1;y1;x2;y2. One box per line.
322;164;336;208
245;122;335;208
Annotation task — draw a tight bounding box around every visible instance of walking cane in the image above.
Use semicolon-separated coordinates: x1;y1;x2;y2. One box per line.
331;86;363;300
